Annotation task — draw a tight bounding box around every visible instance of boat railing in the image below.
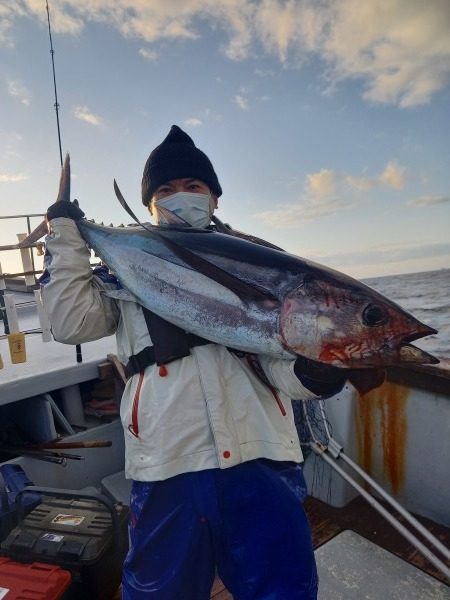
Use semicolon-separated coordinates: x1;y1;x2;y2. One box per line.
0;213;46;282
0;213;47;338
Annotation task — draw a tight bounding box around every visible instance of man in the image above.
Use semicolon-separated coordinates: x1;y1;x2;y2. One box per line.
43;125;348;599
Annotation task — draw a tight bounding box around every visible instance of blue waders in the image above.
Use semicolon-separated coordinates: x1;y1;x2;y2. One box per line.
122;459;318;600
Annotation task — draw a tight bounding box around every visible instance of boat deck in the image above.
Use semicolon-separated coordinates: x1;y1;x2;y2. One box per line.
112;495;450;599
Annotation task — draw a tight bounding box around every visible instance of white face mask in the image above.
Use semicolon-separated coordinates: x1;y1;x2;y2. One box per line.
153;192;213;229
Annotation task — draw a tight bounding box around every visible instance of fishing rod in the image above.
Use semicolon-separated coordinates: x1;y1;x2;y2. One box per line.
46;0;63;167
45;0;82;364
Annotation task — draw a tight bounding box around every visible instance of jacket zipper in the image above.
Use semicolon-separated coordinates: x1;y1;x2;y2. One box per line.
128;371;145;438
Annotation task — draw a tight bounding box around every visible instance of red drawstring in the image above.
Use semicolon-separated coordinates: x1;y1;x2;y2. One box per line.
128;371;144;438
246;355;286;416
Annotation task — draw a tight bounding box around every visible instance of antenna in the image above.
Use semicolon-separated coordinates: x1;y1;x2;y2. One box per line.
46;0;63;168
45;0;82;363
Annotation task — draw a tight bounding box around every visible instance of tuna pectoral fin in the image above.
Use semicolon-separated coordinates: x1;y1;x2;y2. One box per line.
114;180;155;234
154;235;279;304
156;205;191;226
348;369;386;395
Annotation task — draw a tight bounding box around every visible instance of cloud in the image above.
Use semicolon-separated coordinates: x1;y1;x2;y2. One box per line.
0;4;26;47
309;240;450;268
306;169;337;199
7;79;30;106
344;174;377;192
319;0;450;107
73;105;102;126
0;131;23;162
184;118;202;127
300;240;450;278
0;173;28;183
411;194;450;207
234;94;249;110
257;198;351;227
3;1;449;107
139;47;158;61
257;161;407;227
379;161;406;189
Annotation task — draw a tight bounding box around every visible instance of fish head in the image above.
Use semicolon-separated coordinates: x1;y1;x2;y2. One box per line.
279;272;438;368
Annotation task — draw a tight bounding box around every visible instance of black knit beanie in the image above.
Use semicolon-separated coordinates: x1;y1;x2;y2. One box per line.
141;125;222;205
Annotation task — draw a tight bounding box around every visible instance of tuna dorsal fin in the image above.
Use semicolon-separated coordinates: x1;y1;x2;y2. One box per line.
152;232;279;304
211;215;285;251
113;179;277;303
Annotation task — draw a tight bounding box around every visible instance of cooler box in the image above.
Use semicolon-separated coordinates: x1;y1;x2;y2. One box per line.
0;487;129;600
0;557;71;599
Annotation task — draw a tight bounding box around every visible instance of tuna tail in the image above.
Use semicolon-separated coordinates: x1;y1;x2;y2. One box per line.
56;153;70;202
14;153;71;248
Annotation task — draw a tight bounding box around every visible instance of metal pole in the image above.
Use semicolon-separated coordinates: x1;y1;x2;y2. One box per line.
338;449;450;561
26;216;37;286
311;442;450;580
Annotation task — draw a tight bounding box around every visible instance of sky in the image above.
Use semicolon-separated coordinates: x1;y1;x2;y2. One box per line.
0;0;449;280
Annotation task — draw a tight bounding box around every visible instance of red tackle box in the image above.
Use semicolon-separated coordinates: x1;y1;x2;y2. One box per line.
0;557;71;599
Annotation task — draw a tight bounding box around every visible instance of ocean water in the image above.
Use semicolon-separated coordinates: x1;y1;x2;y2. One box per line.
362;268;450;361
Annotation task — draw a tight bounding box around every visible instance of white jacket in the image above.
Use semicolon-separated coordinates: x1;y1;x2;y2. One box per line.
42;218;322;482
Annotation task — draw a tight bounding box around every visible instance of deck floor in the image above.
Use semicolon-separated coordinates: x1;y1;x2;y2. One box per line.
113;495;450;598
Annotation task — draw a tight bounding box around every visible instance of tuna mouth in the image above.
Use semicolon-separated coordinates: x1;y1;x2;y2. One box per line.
402;324;438;344
398;323;439;365
399;342;440;365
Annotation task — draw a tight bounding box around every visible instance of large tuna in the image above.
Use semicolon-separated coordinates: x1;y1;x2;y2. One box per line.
77;218;437;368
49;155;439;369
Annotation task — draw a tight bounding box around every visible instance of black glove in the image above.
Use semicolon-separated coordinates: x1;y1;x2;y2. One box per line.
46;199;85;222
294;356;347;397
294;356;386;396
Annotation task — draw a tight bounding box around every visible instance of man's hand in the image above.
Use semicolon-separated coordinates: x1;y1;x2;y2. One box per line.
294;356;386;397
46;199;85;222
294;356;348;397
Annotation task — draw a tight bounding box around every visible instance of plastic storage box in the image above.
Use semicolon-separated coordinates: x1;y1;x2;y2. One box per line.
0;487;128;600
0;557;71;599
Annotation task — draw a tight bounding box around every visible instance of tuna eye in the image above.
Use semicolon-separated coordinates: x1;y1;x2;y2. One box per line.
363;304;388;327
